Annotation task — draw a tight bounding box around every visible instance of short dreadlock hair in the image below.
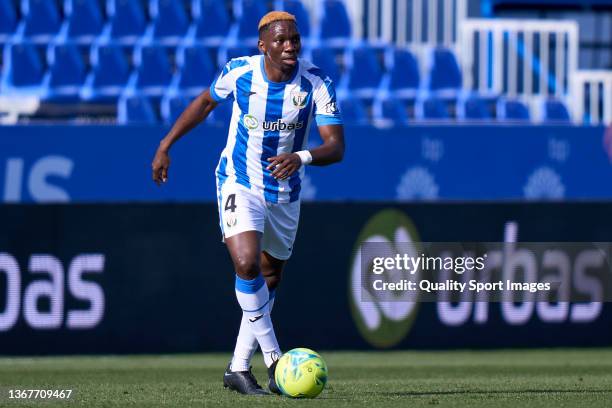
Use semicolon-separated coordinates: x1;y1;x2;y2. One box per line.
258;11;297;38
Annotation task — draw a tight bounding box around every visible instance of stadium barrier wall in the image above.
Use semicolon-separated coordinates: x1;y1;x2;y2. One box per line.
1;202;611;355
0;124;611;203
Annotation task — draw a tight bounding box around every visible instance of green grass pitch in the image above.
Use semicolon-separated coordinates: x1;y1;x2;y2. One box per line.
1;349;611;407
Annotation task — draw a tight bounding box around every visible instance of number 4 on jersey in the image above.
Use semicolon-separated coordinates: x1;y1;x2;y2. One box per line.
225;194;237;212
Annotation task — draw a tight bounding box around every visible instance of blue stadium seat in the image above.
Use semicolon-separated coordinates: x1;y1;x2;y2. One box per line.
274;0;310;39
42;43;87;101
383;48;420;100
235;0;267;44
117;94;158;124
102;0;147;45
0;0;16;68
81;43;131;101
319;0;351;47
17;0;62;43
457;96;491;120
127;44;174;96
338;97;368;125
373;98;409;126
416;96;449;120
382;98;409;124
160;94;190;124
543;99;571;123
497;98;530;121
218;45;258;66
427;47;462;97
58;0;104;44
0;42;45;94
344;45;383;99
171;45;215;96
146;0;190;46
0;0;17;43
310;47;341;84
188;0;230;46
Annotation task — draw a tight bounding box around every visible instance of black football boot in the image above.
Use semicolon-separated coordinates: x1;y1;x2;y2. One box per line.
267;359;282;395
223;363;269;395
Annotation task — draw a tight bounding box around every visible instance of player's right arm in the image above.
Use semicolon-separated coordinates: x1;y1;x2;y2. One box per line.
152;58;244;185
152;90;218;185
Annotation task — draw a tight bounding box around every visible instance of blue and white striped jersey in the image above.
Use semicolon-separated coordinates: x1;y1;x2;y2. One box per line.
210;55;342;203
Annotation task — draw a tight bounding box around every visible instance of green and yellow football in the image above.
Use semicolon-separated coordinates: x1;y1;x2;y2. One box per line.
275;348;328;398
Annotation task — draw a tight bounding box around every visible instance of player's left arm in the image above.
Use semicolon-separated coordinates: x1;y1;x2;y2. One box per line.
267;71;345;180
308;124;345;165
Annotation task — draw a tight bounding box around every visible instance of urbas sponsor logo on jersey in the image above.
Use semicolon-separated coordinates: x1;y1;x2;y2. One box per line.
263;119;304;131
244;114;259;130
243;115;304;131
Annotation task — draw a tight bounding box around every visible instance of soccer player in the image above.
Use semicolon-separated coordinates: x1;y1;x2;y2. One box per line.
151;11;344;395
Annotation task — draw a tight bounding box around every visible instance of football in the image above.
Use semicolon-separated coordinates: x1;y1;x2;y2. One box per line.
275;348;328;398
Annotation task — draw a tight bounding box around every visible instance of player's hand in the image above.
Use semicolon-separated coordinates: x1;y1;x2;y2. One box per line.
152;148;170;186
266;153;301;180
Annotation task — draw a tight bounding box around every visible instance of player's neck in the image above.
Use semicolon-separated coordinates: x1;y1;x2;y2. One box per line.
263;56;296;83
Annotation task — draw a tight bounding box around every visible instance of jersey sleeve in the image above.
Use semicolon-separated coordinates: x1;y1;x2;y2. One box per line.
312;74;343;126
209;61;239;103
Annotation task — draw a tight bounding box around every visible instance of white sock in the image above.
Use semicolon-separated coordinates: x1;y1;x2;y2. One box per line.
233;275;281;368
231;290;276;372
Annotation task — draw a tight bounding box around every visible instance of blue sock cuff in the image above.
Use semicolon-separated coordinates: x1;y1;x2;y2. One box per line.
269;289;276;300
235;274;266;294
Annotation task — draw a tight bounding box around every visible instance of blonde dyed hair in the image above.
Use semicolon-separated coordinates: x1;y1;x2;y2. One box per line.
258;11;297;32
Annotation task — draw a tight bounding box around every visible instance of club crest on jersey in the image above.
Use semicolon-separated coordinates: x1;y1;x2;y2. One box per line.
291;89;308;109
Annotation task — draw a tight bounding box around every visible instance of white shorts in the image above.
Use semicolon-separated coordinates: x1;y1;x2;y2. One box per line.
217;182;300;260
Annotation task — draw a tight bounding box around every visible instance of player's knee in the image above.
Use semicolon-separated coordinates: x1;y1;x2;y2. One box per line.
234;257;260;280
